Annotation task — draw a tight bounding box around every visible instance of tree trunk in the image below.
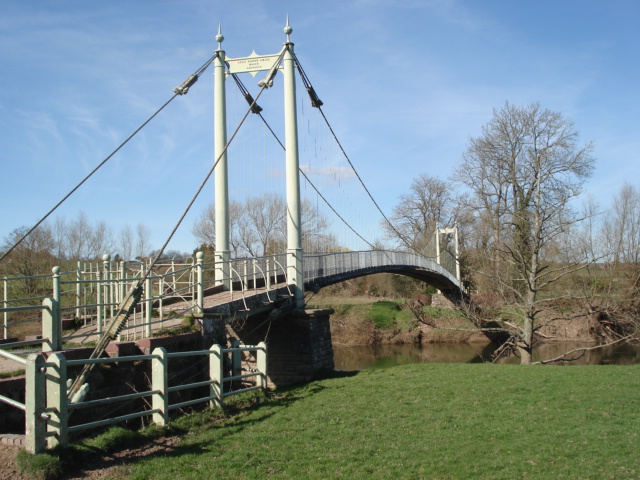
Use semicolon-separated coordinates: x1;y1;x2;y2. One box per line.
519;315;534;365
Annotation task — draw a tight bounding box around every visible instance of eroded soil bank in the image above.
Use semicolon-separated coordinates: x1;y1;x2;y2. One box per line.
317;294;634;348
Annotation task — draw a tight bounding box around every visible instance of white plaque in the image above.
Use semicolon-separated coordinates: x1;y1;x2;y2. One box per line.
226;51;281;77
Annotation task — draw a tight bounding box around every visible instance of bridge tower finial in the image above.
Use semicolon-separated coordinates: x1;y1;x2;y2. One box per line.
215;23;224;51
284;15;293;43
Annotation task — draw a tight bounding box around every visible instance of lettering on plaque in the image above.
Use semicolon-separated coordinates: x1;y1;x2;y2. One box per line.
227;52;281;76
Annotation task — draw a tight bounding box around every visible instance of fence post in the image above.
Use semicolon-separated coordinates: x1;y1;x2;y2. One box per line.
256;342;267;390
25;353;46;454
231;340;242;379
46;352;68;448
209;344;223;408
151;347;169;426
42;297;61;352
196;252;204;314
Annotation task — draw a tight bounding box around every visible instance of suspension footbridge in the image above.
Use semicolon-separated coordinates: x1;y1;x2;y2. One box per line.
0;21;464;452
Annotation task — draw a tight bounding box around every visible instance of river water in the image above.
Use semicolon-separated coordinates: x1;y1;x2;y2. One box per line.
333;342;640;370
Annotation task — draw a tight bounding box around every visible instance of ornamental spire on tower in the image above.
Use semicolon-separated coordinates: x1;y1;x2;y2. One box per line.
284;15;292;43
216;23;224;51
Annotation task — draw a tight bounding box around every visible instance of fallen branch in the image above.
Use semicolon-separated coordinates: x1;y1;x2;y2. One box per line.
533;334;637;365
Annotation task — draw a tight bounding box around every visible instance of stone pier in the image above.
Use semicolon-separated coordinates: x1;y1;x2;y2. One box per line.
207;308;335;387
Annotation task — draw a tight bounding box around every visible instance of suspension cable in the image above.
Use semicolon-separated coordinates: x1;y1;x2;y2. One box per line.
145;48;286;276
292;51;416;253
228;64;376;250
0;52;220;264
69;51;280;398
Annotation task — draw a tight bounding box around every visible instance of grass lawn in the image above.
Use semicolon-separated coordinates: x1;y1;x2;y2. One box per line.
99;363;640;480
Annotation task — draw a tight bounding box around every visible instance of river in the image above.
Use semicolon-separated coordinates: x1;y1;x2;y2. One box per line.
333;341;640;370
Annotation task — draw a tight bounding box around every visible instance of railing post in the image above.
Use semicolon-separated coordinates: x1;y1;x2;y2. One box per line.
46;352;68;448
42;297;61;352
52;265;61;309
3;277;7;340
103;254;112;318
75;261;81;321
256;341;267;390
196;252;204;314
243;261;248;290
25;353;46;454
435;225;441;266
96;270;103;335
151;347;169;426
231;340;242;379
252;259;257;291
265;258;271;290
209;344;223;408
119;261;126;304
145;276;152;337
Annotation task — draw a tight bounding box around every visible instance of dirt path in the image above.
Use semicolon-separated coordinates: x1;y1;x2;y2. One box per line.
0;435;180;480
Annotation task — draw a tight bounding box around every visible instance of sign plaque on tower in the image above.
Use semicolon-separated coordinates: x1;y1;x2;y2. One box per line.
227;51;282;76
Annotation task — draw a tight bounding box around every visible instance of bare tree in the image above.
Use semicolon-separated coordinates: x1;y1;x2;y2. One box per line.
385;175;454;252
51;216;68;260
119;225;134;261
301;198;339;253
192;200;244;257
192;193;338;258
601;183;640;295
135;223;152;260
455;102;595;364
67;212;93;260
241;193;286;256
89;221;114;259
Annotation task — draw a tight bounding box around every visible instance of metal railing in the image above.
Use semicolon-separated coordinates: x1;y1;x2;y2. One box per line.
304;250;460;288
0;252;290;344
1;342;266;453
1;249;459;346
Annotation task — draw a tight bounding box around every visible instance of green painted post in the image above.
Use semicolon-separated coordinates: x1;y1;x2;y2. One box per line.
231;340;242;379
42;297;61;352
46;353;68;448
256;342;267;390
151;348;168;426
25;353;46;453
210;344;223;408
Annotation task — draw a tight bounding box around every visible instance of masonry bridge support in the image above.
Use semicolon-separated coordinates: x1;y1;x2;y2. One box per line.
200;307;334;387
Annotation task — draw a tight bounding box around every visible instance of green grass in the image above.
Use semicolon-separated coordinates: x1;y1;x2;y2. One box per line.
368;300;412;329
21;364;640;479
16;449;62;480
117;364;639;479
0;368;25;378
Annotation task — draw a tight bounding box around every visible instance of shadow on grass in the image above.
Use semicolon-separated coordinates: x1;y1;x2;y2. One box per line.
50;371;361;479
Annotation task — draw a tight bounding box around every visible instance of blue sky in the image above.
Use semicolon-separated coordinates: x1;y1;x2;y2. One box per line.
1;0;638;255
